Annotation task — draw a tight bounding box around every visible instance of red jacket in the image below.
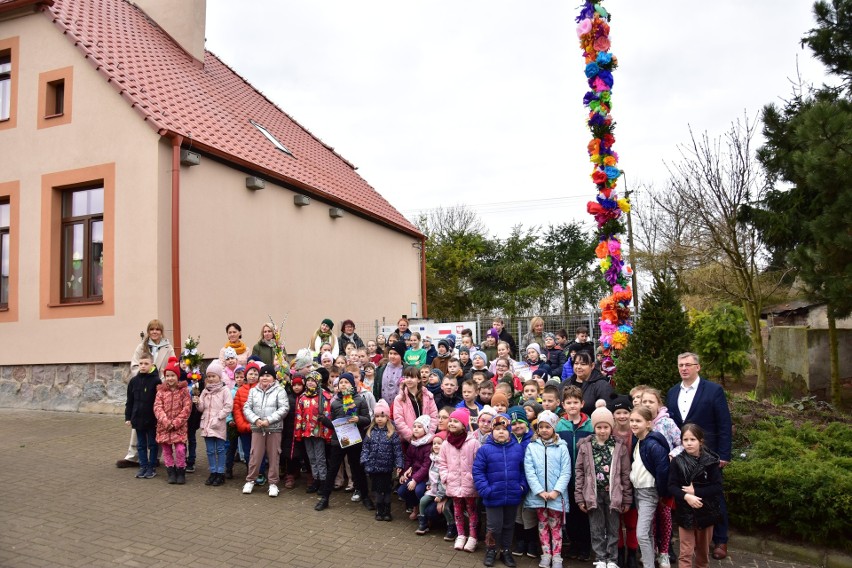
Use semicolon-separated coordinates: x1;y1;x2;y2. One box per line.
294;391;333;442
232;383;253;434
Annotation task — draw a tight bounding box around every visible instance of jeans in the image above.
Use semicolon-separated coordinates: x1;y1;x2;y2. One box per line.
135;428;157;469
397;480;427;508
635;487;659;568
204;437;227;473
485;504;518;550
187;427;198;466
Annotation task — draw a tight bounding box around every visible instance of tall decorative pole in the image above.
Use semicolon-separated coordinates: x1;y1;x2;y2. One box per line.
577;1;633;380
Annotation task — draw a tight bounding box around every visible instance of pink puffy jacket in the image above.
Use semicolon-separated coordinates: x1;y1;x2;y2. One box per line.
197;383;234;440
437;433;481;498
392;388;438;442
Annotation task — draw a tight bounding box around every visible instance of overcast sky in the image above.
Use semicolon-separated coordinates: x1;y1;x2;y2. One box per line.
205;1;828;239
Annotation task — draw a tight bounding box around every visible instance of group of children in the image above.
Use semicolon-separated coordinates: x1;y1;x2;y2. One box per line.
124;328;723;568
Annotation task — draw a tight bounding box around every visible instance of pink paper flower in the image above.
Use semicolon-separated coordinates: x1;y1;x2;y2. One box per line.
577;18;592;37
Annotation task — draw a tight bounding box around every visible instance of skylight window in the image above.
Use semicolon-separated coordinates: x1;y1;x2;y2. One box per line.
250;119;294;157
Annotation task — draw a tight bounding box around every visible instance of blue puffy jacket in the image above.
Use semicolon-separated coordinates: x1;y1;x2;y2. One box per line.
473;435;528;507
632;430;671;497
523;436;572;512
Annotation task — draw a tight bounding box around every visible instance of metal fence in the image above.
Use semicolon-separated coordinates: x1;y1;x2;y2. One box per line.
342;313;602;346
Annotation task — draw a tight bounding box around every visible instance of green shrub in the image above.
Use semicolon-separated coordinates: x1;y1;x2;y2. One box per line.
726;418;852;548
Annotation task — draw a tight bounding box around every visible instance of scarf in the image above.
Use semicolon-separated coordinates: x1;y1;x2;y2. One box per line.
304;384;318;397
147;338;168;358
262;339;277;348
411;432;434;447
316;330;332;344
340;388;356;416
225;340;247;355
205;381;224;394
447;430;467;450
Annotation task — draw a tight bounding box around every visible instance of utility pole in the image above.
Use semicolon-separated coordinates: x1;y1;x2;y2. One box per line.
623;172;639;314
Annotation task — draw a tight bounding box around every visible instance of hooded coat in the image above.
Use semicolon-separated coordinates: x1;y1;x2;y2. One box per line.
472;434;528;507
197;381;234;440
523;435;572;512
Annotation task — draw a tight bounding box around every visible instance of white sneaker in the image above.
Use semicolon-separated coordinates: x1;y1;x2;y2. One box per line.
242;482;254;494
454;535;466;550
538;554;552;568
551;554;563;568
594;562;607;568
658;554;671;568
606;562;620;568
268;484;279;497
464;537;477;552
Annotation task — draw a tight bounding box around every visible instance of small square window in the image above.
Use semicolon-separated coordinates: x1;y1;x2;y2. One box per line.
38;66;72;129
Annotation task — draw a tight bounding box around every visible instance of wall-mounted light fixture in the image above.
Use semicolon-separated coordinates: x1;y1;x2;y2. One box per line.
180;149;200;166
245;176;265;190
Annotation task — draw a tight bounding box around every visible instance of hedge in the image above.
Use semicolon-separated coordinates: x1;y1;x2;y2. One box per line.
726;417;852;549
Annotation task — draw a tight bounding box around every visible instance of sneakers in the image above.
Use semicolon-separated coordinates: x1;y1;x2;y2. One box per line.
594;562;607;568
135;467;147;479
606;562;620;568
539;554;552;568
484;548;498;567
211;473;224;486
242;482;254;494
501;550;517;567
268;484;279;497
512;540;527;557
345;481;355;492
464;537;477;553
552;554;563;568
351;490;361;502
143;467;156;479
255;474;267;486
444;526;458;541
185;463;195;473
454;535;467;551
415;515;429;535
658;554;671;568
283;474;295;489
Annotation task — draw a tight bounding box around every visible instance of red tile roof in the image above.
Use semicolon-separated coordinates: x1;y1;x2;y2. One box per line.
27;0;421;237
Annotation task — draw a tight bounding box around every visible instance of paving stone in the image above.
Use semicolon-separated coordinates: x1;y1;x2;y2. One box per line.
0;409;838;568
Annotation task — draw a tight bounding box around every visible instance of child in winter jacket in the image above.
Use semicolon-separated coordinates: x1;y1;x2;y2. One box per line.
153;360;192;485
398;414;434;527
419;431;452;537
473;413;528;568
294;371;332;494
629;406;671;568
438;407;482;553
575;401;632;568
361;399;404;521
667;424;723;568
241;364;289;498
524;410;572;568
642;387;683;568
196;360;233;487
124;353;161;479
229;362;260;480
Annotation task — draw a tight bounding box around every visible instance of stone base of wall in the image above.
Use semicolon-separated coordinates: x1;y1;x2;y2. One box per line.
0;363;130;414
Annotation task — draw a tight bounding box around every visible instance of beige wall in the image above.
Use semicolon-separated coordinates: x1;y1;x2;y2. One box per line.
177;155;422;356
0;13;166;364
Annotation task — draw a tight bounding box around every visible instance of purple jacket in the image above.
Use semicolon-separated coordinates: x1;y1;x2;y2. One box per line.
404;436;433;483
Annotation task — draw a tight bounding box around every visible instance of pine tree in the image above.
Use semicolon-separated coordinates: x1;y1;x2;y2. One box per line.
615;277;693;393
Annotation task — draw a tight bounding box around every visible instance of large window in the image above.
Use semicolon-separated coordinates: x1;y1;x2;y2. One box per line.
0;200;9;308
61;187;103;303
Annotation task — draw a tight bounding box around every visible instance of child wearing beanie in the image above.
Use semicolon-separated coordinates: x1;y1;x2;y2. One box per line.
154;361;192;484
575;400;633;568
438;407;482;553
399;415;434;525
361;399;404;521
196;360;233;486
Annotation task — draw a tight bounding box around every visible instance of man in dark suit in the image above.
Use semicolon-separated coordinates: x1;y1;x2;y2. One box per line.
666;352;732;560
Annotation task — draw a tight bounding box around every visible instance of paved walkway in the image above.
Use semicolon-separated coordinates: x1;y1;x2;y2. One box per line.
0;409;819;568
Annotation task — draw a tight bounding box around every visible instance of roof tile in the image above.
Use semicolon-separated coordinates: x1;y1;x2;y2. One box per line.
33;0;420;236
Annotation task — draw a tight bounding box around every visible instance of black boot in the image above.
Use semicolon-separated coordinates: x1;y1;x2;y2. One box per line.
627;548;638;568
211;472;224;486
484;548;498;567
618;547;626;568
166;466;177;484
501;549;517;567
512;522;526;557
382;502;393;521
525;528;540;558
415;515;430;535
315;495;329;511
175;468;186;485
362;495;376;511
375;503;384;521
204;472;216;486
225;466;233;479
306;479;320;493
